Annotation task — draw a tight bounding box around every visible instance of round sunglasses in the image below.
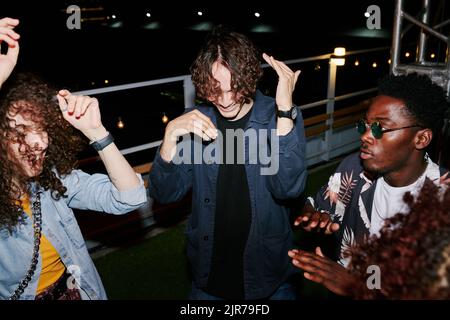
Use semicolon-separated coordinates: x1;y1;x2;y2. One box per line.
356;119;423;139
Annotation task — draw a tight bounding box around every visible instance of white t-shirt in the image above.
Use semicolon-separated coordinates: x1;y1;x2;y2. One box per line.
370;161;434;236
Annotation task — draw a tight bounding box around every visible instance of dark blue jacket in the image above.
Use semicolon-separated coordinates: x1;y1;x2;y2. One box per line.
148;90;307;299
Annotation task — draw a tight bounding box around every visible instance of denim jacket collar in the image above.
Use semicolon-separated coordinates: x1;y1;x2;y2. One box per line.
199;89;275;126
248;90;274;125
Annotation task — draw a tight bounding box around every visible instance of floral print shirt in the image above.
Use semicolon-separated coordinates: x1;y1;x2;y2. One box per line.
308;152;449;267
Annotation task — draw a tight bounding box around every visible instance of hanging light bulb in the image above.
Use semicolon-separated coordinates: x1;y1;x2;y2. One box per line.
117;117;125;129
162;113;169;124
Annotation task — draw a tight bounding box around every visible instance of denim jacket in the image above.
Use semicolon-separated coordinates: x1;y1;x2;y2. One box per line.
0;169;147;300
148;90;307;299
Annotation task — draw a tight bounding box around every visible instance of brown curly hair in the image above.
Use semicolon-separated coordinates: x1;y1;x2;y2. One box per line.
0;73;84;232
190;27;263;105
348;179;450;299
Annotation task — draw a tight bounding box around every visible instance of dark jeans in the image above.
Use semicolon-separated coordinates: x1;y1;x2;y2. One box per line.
189;281;296;300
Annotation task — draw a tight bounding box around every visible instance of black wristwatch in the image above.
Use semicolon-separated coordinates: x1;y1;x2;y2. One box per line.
276;106;298;120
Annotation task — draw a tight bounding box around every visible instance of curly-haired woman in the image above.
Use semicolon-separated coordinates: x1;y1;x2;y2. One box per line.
0;17;147;300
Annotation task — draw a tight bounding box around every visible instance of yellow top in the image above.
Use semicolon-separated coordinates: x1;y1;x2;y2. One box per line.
21;195;66;294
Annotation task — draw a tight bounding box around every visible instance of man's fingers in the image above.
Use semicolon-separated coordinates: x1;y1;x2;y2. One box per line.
169;110;218;142
270;57;286;78
264;54;284;77
0;18;19;28
303;272;324;284
192;111;216;131
192;120;214;141
332;223;340;232
291;254;335;284
262;53;297;86
193;110;217;135
192;119;216;141
292;248;332;267
277;60;295;77
271;58;298;84
192;126;211;141
288;249;312;262
291;255;328;276
297;212;337;234
294;212;311;226
294;70;301;84
325;222;340;235
288;249;301;258
192;113;217;140
262;53;274;67
440;172;450;185
319;213;331;228
308;212;321;229
291;249;351;295
315;247;325;257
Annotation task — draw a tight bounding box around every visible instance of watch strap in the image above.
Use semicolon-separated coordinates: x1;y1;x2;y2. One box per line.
90;132;114;151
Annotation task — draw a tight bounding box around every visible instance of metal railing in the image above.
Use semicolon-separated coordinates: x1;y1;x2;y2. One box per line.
75;46;390;167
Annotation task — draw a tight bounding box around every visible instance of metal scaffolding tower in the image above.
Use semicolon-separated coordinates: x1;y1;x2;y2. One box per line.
390;0;450;167
391;0;450;97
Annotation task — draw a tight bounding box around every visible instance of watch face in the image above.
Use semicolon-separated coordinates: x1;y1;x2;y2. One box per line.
291;107;298;120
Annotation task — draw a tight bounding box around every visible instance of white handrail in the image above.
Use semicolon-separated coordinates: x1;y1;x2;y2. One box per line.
74;47;390;96
74;75;190;96
76;46;389;165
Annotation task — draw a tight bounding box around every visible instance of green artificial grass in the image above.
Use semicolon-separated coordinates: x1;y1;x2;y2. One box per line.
94;223;190;299
94;159;341;299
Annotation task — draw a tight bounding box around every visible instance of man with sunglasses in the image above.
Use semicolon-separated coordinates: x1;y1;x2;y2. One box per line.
288;73;450;297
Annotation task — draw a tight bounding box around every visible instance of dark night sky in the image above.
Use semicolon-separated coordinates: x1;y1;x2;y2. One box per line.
1;0;401;88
